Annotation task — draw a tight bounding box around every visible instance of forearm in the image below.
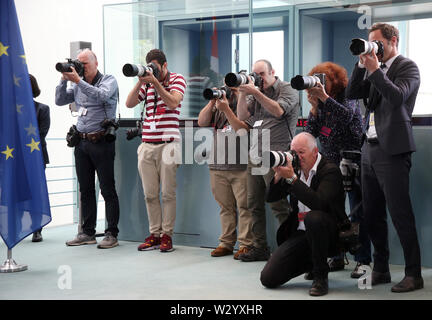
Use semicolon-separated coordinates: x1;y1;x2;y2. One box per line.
236;93;250;121
198;100;216;127
254;90;284;117
125;80;143;108
222;107;249;132
153;81;181;110
55;80;74;106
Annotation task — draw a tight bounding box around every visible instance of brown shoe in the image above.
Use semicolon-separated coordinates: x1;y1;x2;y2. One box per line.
234;247;249;260
211;246;233;257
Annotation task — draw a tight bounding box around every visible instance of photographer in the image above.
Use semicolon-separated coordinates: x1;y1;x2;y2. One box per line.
55;49;120;249
125;49;186;253
260;132;345;296
304;62;370;277
198;87;253;259
346;23;422;293
226;59;300;262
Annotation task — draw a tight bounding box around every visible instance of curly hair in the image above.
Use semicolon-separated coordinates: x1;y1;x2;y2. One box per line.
308;62;348;99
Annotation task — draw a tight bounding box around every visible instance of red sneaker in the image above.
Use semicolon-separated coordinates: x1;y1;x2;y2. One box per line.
137;234;160;251
160;234;174;252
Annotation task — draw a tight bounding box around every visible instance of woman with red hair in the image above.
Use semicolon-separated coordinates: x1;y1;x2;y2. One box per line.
305;62;370;279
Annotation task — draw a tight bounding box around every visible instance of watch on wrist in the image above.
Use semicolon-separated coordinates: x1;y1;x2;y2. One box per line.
285;174;297;185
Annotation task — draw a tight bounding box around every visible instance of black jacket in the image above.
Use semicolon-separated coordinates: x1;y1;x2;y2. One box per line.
35;101;50;165
266;156;346;248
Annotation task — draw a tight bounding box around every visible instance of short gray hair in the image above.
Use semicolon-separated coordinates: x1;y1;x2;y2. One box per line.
293;132;317;150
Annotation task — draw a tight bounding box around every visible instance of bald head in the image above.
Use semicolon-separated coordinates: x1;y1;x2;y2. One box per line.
292;132;317;150
77;49;98;82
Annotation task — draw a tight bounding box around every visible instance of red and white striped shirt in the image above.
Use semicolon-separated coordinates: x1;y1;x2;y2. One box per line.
138;72;186;142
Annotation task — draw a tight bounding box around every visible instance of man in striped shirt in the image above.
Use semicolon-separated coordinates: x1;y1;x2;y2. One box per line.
126;49;187;252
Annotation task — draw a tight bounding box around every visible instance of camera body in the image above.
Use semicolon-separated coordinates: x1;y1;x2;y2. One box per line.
66;125;81;148
290;73;326;91
224;71;263;88
101;118;120;142
122;62;160;79
339;150;361;192
202;86;232;100
350;38;384;58
55;59;84;77
126;120;143;141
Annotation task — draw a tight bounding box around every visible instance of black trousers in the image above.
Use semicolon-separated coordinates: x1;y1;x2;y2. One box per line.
74;139;120;237
260;211;338;288
361;142;421;277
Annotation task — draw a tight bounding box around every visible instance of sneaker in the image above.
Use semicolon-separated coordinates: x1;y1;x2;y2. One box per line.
66;233;97;246
137;234;160;251
328;257;345;272
351;262;370;279
160;234;174;252
211;246;233;257
97;232;119;249
239;246;270;262
234;247;249;260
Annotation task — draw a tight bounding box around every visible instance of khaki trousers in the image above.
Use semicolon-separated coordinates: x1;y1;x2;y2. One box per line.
210;169;253;250
137;142;180;237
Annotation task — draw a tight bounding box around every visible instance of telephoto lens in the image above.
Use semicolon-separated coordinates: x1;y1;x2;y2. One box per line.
264;150;299;168
224;71;263;88
202;86;231;100
349;38;384;57
122;62;159;78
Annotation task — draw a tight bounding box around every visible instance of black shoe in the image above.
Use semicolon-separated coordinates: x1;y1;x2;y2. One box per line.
304;272;314;281
32;231;43;242
351;262;370;279
328;258;345;272
239;246;270;262
371;271;391;286
309;278;328;297
391;276;423;293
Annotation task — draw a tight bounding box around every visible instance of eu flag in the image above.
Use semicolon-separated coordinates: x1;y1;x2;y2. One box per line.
0;0;51;249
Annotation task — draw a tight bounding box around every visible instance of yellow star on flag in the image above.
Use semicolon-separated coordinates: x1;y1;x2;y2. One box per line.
14;74;21;87
20;55;26;64
26;138;40;153
0;42;9;57
16;104;24;114
1;145;14;160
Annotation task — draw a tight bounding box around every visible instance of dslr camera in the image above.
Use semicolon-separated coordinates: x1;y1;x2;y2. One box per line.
339;150;361;192
265;150;300;171
350;38;384;58
122;62;160;79
126;120;143;141
66;125;81;148
290;73;326;91
101;118;120;143
202;86;232;100
55;59;84;77
224;70;263;88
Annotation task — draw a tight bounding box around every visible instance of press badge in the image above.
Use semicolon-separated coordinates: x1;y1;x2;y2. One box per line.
78;107;88;116
253;120;263;127
369;112;375;126
222;125;232;133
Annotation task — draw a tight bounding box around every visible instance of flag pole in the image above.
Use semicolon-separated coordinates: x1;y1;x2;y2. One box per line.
0;248;27;273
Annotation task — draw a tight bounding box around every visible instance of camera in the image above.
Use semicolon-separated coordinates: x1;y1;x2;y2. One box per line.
202;86;232;100
126;120;142;141
122;62;160;78
265;150;300;171
338;220;361;255
290;73;326;91
224;71;263;88
100;118;119;143
349;38;384;58
339;150;361;192
66;125;81;148
55;59;84;77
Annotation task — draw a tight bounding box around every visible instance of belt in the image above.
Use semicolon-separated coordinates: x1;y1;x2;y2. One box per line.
366;137;378;144
146;140;173;145
79;131;105;143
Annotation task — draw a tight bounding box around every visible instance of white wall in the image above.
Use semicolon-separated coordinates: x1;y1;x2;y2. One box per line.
15;0;130;227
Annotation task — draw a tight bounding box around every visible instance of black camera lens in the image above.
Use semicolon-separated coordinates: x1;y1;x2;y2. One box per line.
202;86;231;100
55;59;84;77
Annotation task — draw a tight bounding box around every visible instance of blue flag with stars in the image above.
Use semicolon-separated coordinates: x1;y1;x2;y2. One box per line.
0;0;51;249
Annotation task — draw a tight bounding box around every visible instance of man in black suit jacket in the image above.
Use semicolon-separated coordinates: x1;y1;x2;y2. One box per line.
261;132;347;296
346;23;423;292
